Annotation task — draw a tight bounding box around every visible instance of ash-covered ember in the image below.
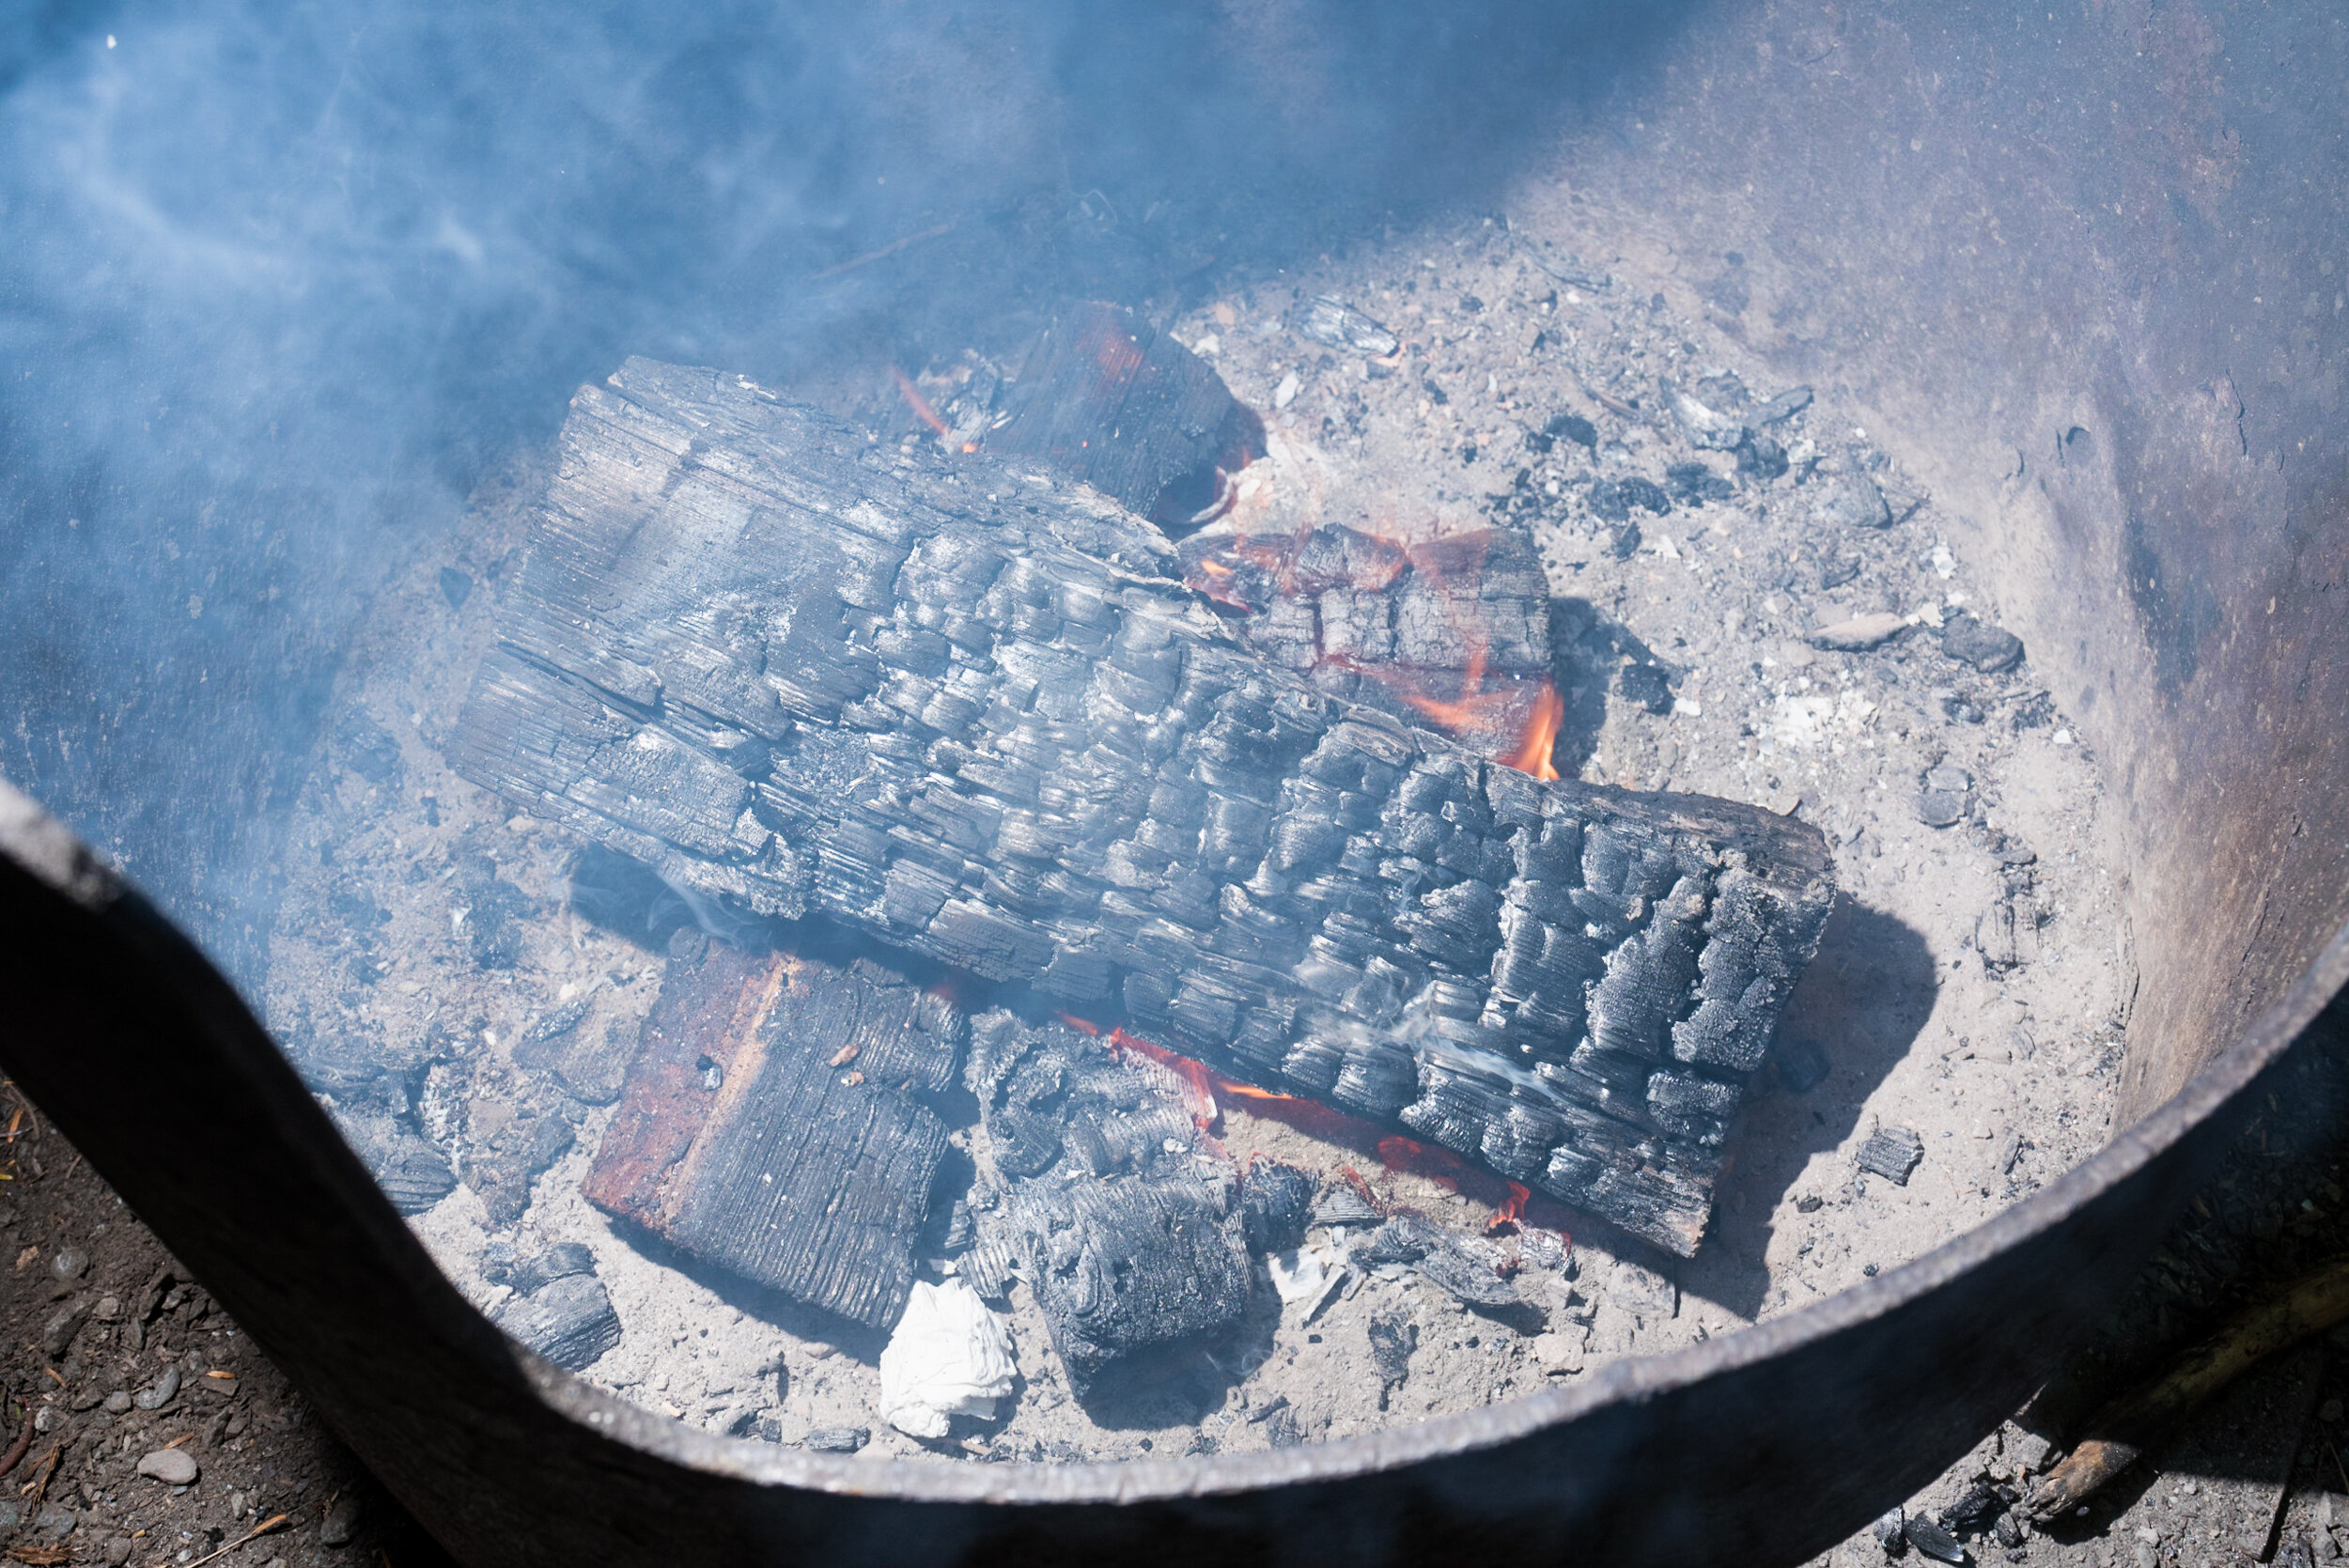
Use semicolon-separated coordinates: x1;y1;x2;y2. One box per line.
965;1012;1252;1401
1177;521;1561;767
447;357;1837;1253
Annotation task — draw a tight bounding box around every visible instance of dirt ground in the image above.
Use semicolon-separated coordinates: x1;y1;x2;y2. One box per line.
0;1096;441;1568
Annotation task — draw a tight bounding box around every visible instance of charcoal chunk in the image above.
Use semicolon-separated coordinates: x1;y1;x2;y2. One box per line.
1751;385;1814;425
1313;1186;1384;1228
1367;1312;1417;1386
1858;1126;1925;1185
1775;1036;1830;1094
1809;471;1892;529
1940;612;2026;674
493;1271;621;1371
1297;295;1400;358
989;303;1259;531
1941;1482;2005;1536
974;1014;1250;1401
1590;475;1672;521
803;1426;870;1454
1530;411;1597;454
1738;432;1790;481
1872;1507;1907;1557
334;1112;457;1216
1904;1514;1966;1564
1238;1159;1317;1255
507;1242;598;1295
1665;462;1735;506
1356;1213;1517;1310
1917;789;1968;829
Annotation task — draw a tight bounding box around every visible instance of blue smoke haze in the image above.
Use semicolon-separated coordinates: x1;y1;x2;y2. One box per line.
0;0;1683;982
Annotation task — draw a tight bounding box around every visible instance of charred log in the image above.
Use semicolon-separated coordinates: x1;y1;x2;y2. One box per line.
451;358;1836;1255
966;1011;1250;1402
580;930;962;1329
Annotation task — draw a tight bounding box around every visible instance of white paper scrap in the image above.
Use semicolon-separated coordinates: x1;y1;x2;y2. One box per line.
876;1278;1016;1439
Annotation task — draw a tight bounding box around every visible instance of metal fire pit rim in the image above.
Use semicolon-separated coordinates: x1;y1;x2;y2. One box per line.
490;908;2349;1506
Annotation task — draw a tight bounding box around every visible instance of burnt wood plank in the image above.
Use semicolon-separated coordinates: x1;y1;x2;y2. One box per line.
452;357;1837;1255
581;931;961;1328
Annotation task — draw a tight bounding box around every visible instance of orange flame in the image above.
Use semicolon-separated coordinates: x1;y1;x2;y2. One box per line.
1505;682;1564;782
1486;1181;1532;1234
888;365;950;439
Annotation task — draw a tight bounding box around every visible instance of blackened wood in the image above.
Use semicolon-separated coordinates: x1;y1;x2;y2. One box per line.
1178;522;1556;760
966;1011;1250;1400
582;932;961;1328
449;357;1835;1255
988;302;1260;530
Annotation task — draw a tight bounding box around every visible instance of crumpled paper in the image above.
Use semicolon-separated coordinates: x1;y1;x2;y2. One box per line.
877;1278;1016;1439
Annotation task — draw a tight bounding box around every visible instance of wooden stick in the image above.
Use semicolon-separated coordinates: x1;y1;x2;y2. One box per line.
2028;1253;2349;1520
168;1513;289;1568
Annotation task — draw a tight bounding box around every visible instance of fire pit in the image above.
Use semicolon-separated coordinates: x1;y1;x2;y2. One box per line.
1;2;2343;1564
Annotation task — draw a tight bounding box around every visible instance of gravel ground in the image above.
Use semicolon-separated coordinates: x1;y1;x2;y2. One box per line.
0;1093;443;1567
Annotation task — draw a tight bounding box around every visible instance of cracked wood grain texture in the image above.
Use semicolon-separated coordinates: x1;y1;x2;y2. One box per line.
449;357;1836;1255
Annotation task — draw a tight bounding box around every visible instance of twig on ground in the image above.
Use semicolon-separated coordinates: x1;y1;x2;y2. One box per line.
2028;1253;2349;1521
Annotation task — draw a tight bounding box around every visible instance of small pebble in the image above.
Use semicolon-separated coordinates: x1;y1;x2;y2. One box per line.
49;1246;89;1281
101;1390;132;1414
136;1448;198;1485
2321;1398;2343;1423
132;1368;180;1410
319;1492;362;1546
103;1538;132;1566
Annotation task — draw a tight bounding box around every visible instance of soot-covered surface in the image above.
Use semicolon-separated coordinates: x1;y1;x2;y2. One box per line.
255;210;2135;1464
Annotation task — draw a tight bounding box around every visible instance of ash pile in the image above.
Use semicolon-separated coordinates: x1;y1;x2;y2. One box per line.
308;307;1837;1443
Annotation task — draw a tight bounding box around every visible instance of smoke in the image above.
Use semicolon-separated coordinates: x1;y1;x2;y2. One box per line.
0;0;1691;983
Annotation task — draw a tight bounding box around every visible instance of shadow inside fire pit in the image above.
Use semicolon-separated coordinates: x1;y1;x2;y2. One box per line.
1546;598;1685;781
1688;896;1938;1319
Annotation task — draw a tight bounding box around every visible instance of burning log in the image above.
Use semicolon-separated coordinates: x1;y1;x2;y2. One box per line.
451;357;1836;1255
580;930;961;1329
965;1011;1252;1401
1177;521;1559;765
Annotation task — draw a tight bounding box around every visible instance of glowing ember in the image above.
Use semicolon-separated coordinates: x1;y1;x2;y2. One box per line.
1061;1014;1570;1243
1180;520;1562;774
